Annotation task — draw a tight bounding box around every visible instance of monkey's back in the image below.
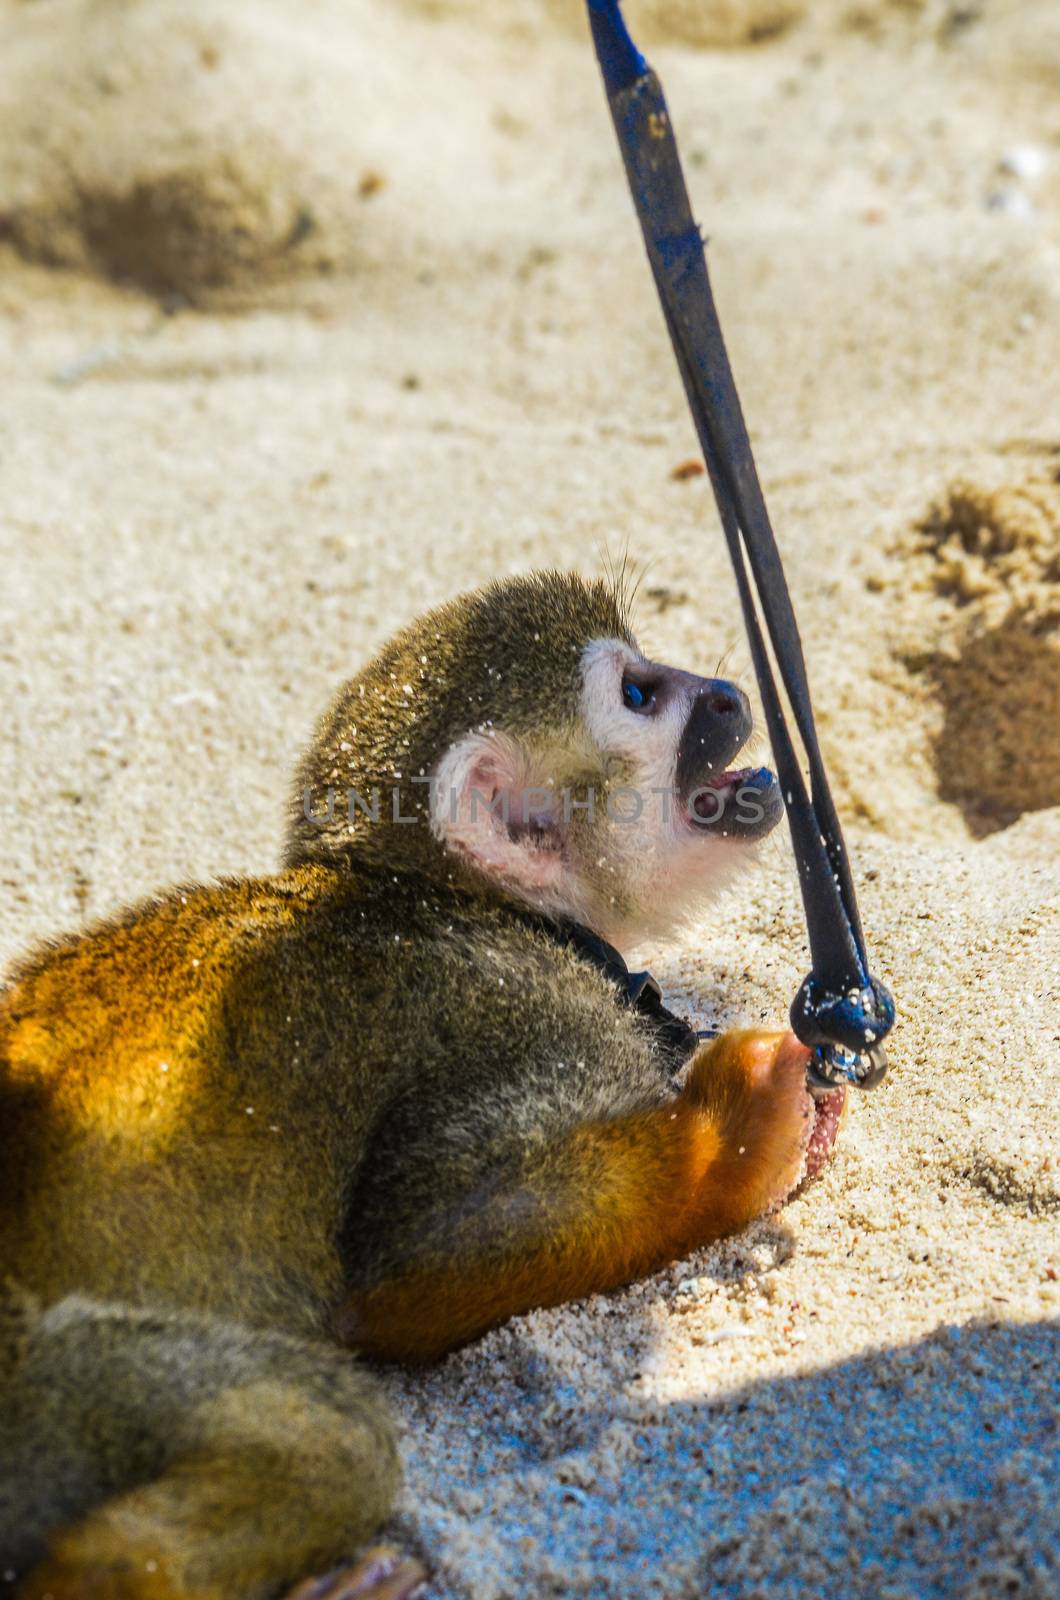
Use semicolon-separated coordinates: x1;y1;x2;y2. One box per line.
0;857;678;1340
0;865;391;1334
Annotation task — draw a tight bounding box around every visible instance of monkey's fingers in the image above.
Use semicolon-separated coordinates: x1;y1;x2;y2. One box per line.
286;1548;428;1600
687;1029;845;1216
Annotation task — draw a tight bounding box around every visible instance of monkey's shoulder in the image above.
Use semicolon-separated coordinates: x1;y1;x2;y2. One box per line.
0;865;356;1103
1;865;339;1016
348;899;678;1112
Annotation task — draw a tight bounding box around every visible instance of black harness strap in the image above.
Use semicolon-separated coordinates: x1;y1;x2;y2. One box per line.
525;914;705;1074
586;1;894;1089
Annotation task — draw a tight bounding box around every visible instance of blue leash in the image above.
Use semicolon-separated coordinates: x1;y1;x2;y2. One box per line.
586;0;894;1090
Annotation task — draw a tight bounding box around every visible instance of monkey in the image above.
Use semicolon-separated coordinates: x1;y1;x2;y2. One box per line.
0;571;846;1600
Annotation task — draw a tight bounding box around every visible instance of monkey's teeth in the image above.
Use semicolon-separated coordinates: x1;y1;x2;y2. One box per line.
702;764;754;792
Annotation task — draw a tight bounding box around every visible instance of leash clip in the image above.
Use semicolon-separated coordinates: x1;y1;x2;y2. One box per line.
791;973;894;1091
807;1041;888;1093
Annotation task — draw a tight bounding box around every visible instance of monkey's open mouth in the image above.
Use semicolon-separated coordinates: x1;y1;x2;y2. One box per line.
687;763;783;841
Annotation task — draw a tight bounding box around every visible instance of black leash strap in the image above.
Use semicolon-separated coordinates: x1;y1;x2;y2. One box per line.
586;0;894;1089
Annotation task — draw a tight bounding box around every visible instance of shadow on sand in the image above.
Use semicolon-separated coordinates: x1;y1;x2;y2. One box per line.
392;1317;1058;1599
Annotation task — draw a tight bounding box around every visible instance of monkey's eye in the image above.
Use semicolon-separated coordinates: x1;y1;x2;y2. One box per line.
622;676;657;714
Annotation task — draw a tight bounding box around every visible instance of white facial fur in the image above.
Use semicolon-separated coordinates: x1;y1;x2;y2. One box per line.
431;637;759;945
576;639;752;942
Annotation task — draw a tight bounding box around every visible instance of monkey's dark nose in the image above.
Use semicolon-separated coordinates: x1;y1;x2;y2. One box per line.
674;679;753;802
697;681;747;722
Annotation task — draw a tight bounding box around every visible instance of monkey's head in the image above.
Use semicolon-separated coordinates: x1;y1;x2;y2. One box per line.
287;571;782;944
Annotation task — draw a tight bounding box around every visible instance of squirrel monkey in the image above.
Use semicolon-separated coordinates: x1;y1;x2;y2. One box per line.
0;572;844;1600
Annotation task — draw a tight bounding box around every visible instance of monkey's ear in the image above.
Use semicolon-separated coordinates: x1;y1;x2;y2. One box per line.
431;733;566;896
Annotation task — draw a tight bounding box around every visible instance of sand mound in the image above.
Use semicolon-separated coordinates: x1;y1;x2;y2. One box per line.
911;475;1060;620
886;471;1060;836
0;1;330;292
0;0;474;297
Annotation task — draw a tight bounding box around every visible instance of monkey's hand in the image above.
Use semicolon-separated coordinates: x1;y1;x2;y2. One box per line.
683;1029;845;1232
337;1027;845;1361
285;1548;427;1600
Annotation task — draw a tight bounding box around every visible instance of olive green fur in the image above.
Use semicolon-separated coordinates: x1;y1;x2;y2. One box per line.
0;571;685;1592
286;568;634;878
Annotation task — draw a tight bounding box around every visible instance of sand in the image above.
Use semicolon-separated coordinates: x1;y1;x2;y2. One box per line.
1;0;1057;1594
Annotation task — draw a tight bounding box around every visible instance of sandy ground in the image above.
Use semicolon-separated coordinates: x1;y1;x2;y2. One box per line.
1;1;1058;1595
